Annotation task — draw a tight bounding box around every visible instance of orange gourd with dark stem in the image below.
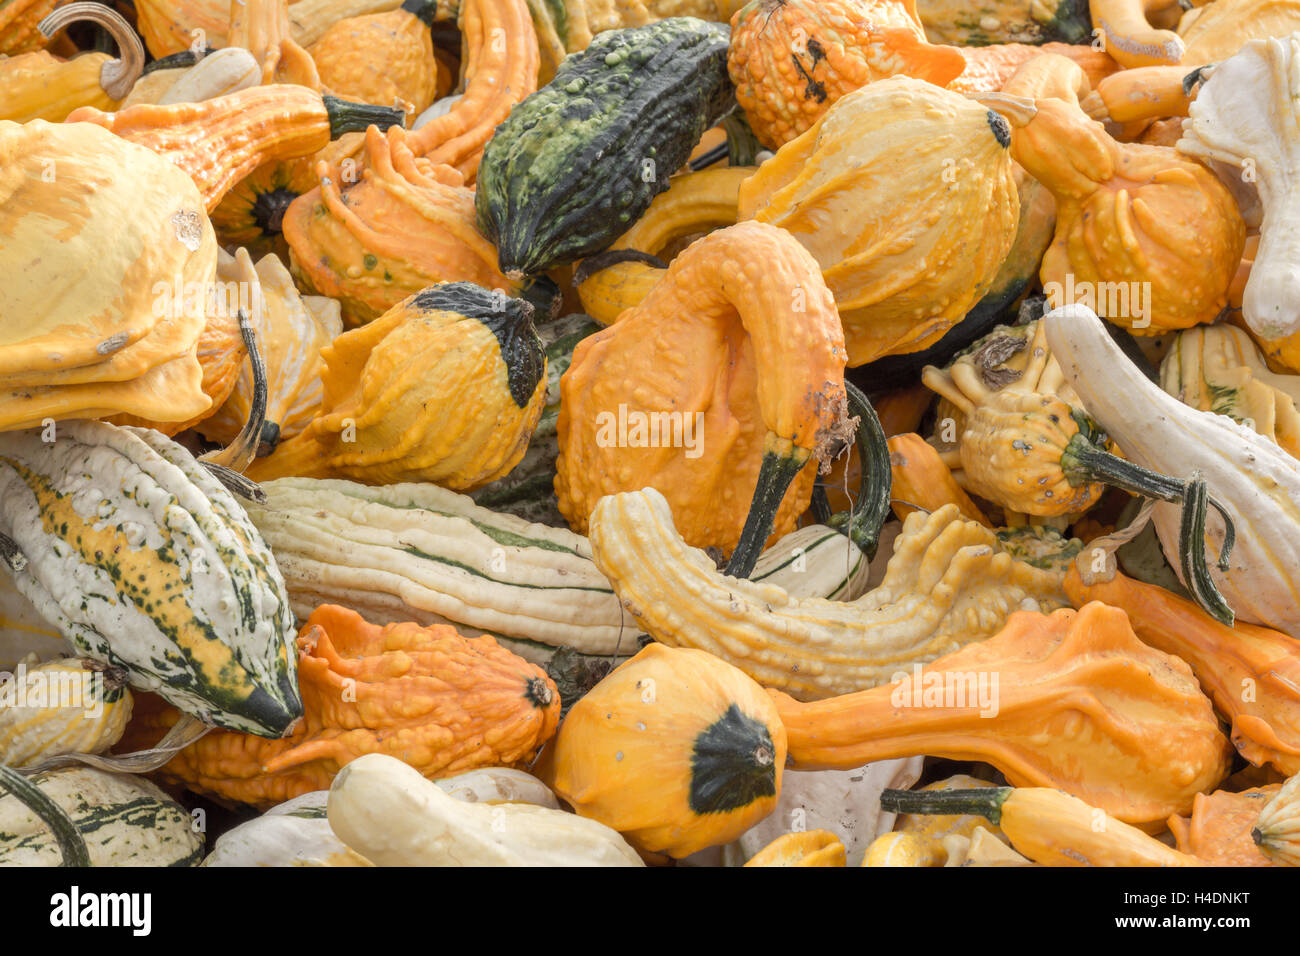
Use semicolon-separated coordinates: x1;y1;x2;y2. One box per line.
1063;564;1300;777
556;220;850;567
66;85;406;212
117;605;561;810
770;602;1233;825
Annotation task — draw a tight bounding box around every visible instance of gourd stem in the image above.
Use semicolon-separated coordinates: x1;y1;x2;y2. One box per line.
1180;478;1234;626
722;111;762;167
144;47;213;74
39;2;145;101
0;766;91;867
970;92;1038;128
809;485;833;524
1062;433;1237;622
322;95;408;138
0;530;27;572
572;249;668;289
402;0;442;27
201;310;268;473
826;381;891;561
879;786;1013;824
201;462;268;503
725;446;812;579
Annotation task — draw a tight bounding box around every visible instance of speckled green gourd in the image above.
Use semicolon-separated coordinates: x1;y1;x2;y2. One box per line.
474;17;734;277
0;421;302;737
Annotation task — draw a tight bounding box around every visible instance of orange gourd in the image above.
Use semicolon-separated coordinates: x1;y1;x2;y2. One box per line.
979;54;1244;333
1168;786;1281;866
771;602;1233;825
1063;563;1300;777
283;125;513;325
117;605;561;810
726;0;965;149
887;432;991;526
555;220;850;559
66;85;405;212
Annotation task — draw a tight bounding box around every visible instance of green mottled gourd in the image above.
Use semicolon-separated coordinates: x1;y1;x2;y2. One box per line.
0;421;302;737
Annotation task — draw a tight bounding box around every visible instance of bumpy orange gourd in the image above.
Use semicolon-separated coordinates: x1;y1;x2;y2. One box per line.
117;605;561;810
1064;564;1300;777
284;125;513;325
537;642;787;859
771;602;1233;825
981;54;1244;333
726;0;965;149
949;42;1120;94
1168;786;1280;866
309;0;439;117
739;76;1020;365
556;220;849;556
0;0;61;54
66;84;404;213
246;281;546;489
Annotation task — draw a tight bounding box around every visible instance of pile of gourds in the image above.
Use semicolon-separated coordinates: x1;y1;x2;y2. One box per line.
5;0;1300;869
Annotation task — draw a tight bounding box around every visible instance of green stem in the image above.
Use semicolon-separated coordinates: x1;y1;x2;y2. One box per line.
826;380;891;562
722;110;762;167
323;95;407;138
0;766;90;867
0;530;27;572
879;786;1013;825
1060;432;1236;624
725;447;811;579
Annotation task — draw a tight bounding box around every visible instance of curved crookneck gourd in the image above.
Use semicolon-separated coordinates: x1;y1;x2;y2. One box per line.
0;2;144;123
315;0;539;186
536;642;788;859
587;492;1068;700
976;54;1244;334
284;126;514;325
574;165;753;324
1046;303;1300;637
738;76;1020;366
117;605;562;810
199;249;344;456
246;282;545;489
66;84;406;213
1160;324;1300;460
0;119;214;429
1178;35;1300;340
743;830;847;867
772;602;1234;825
1089;0;1185;68
556;220;852;571
0;421;302;737
726;0;966;149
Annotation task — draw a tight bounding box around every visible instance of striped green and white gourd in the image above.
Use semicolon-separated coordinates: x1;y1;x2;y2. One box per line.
0;421;301;737
0;766;203;866
246;476;869;664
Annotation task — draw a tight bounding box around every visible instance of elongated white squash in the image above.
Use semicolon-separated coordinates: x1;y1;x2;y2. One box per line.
1044;303;1300;635
203;791;373;867
327;753;645;866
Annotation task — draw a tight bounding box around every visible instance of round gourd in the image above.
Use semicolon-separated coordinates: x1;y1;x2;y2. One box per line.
0;119;216;427
0;658;132;768
246;281;546;490
537;642;788;859
737;76;1020;366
